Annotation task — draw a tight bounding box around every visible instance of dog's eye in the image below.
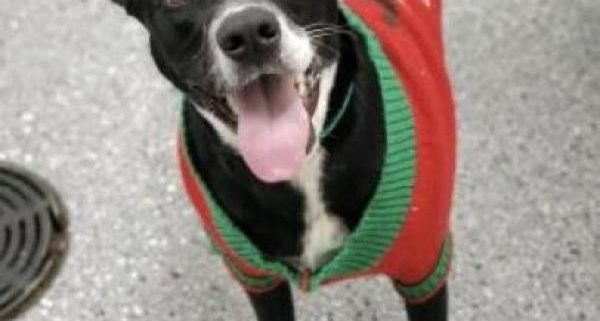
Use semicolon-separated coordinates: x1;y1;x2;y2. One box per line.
164;0;189;9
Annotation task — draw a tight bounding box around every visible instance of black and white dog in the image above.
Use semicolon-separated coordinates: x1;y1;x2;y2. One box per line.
111;0;448;320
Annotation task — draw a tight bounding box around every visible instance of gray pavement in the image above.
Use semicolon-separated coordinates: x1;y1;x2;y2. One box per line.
1;0;599;320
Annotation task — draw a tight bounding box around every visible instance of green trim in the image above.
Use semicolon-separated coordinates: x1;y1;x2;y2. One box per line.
181;5;419;293
394;237;453;301
223;256;282;290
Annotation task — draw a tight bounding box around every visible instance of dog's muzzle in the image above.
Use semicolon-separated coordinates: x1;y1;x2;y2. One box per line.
209;5;320;183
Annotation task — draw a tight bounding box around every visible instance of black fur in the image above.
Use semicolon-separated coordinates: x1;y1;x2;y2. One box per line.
112;1;448;320
182;27;384;258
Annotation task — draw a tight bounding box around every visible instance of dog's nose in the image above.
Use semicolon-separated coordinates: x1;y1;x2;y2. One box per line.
216;8;281;64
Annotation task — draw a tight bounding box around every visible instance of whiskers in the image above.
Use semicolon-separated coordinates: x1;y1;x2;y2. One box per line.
304;23;353;58
305;23;354;38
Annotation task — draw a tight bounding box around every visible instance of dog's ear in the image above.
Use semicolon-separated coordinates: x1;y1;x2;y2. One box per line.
112;0;146;22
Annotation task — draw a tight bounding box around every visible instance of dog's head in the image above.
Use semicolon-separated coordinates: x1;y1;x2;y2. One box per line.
114;0;344;183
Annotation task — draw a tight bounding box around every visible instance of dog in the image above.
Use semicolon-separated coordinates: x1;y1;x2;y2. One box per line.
111;1;456;320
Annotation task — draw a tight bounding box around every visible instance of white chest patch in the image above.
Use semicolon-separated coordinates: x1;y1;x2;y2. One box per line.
292;149;348;271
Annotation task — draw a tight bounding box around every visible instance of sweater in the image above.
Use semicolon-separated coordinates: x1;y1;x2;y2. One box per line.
178;0;456;303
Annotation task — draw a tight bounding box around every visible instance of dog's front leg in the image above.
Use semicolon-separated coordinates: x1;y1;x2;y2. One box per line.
392;281;448;321
246;282;295;321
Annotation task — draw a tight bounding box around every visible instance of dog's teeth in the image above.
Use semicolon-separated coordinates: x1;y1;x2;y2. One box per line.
294;74;308;97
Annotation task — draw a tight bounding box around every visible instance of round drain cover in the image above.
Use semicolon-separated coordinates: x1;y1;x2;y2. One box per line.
0;162;68;319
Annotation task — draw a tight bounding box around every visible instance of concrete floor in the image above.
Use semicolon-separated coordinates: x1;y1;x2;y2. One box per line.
1;0;599;320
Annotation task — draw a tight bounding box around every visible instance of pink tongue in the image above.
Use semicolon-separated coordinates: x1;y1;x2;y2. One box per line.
230;75;309;183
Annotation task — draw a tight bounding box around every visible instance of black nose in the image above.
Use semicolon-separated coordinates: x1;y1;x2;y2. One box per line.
216;8;281;64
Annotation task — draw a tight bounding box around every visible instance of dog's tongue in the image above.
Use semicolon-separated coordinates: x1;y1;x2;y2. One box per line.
229;75;309;183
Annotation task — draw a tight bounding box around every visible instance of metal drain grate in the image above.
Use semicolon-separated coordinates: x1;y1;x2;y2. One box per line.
0;162;68;319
